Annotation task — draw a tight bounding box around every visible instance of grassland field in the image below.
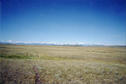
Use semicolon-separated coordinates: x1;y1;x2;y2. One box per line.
0;44;126;84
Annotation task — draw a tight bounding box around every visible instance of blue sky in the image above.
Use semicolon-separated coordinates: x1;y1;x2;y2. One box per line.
0;0;126;45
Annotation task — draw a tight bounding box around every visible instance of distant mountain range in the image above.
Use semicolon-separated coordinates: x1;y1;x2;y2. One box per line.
0;40;126;47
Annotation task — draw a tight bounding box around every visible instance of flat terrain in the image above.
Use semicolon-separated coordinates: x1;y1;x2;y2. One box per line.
0;44;126;84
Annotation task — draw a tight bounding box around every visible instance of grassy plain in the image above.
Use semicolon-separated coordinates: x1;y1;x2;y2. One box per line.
0;44;126;84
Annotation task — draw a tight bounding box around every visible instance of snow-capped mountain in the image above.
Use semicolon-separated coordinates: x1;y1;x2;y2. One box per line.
0;40;125;46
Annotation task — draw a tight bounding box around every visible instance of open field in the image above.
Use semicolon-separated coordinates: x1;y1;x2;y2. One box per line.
0;44;126;84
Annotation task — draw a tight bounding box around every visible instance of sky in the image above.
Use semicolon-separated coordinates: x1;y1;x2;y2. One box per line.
0;0;126;45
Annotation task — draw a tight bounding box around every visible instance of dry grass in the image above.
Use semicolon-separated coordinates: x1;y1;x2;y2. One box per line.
0;44;126;84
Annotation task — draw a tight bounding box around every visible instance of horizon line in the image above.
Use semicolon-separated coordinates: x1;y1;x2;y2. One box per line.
0;40;126;46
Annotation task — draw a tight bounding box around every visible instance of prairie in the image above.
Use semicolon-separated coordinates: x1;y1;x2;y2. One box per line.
0;44;126;84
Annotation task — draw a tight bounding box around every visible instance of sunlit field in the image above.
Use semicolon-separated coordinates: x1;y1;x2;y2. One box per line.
0;44;126;84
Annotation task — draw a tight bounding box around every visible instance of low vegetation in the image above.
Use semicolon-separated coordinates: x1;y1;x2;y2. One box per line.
0;44;126;84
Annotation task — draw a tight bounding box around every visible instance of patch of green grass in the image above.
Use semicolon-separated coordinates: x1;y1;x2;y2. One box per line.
0;54;32;59
0;54;70;60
